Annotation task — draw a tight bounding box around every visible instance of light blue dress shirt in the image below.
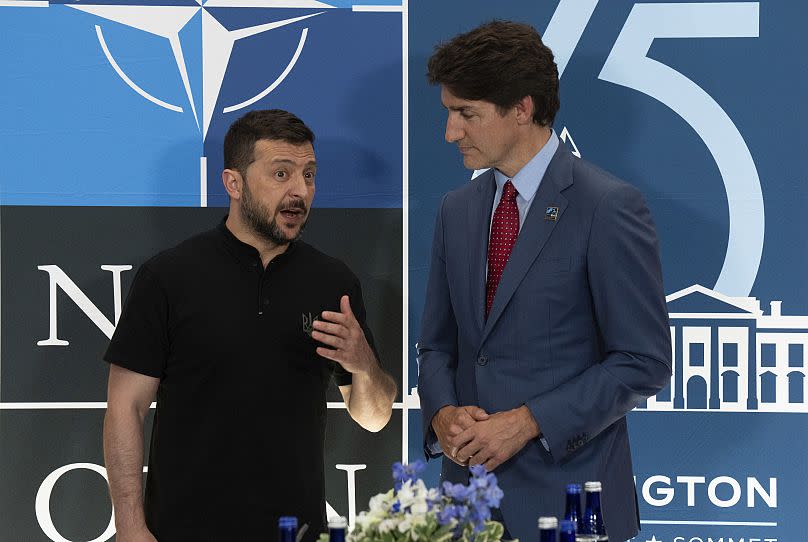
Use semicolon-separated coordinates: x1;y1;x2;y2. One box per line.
489;129;559;235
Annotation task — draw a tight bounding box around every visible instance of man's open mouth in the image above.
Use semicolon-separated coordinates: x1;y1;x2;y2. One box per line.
280;208;305;219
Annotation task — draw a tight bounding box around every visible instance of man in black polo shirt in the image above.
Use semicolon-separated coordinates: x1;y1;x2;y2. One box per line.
103;109;397;542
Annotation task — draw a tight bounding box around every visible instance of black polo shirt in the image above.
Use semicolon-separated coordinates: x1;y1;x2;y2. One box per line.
105;219;374;541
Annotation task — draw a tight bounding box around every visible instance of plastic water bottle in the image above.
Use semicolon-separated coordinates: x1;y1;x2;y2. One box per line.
564;483;584;534
278;516;298;542
582;481;608;541
328;516;348;542
559;519;577;542
538;516;558;542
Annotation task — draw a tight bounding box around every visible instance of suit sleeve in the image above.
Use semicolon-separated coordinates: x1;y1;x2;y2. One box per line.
417;194;460;458
525;183;672;462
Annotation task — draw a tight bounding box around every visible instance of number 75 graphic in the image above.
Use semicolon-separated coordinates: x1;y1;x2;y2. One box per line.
545;1;762;297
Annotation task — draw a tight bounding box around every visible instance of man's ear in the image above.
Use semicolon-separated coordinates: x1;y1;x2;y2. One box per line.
514;95;535;125
222;169;242;200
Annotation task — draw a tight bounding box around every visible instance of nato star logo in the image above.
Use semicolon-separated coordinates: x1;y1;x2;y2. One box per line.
63;0;329;141
3;0;398;142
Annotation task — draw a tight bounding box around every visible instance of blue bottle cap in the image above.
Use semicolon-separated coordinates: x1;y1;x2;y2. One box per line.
279;516;298;529
566;483;582;494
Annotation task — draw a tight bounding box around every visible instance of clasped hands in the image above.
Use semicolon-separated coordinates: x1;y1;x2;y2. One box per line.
431;404;540;472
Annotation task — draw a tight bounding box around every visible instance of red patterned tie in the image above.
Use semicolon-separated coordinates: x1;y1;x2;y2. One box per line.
486;180;519;318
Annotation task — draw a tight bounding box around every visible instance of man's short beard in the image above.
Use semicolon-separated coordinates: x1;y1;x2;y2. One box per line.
241;178;308;245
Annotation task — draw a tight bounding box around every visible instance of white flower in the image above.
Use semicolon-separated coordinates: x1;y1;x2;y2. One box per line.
354;511;380;531
353;513;370;529
397;517;412;532
410;499;428;515
378;518;398;533
397;482;415;507
368;491;392;513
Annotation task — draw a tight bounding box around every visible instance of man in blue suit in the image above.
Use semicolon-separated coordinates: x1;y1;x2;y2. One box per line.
417;21;672;542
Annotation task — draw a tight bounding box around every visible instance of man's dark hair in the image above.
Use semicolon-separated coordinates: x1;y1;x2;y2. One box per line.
427;20;560;127
224;109;315;174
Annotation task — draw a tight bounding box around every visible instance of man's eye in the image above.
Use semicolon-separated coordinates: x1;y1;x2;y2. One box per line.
305;171;315;179
275;171;286;178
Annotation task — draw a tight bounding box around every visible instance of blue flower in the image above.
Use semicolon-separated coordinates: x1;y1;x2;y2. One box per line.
468;500;490;532
392;463;406;491
392;460;427;491
442;481;474;501
442;503;470;533
482;484;504;509
437;503;460;526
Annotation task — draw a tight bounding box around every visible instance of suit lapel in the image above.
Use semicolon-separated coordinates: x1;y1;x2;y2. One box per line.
468;169;496;334
481;145;574;343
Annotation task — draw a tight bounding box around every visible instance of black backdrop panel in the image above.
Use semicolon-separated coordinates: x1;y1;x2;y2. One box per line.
0;205;402;540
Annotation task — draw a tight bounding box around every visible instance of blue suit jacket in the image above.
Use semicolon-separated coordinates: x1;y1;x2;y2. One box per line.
417;143;672;542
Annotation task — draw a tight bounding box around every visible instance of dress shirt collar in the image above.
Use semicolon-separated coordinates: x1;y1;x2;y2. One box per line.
493;129;559;199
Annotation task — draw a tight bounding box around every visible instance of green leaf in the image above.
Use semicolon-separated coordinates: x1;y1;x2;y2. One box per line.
483;521;504;541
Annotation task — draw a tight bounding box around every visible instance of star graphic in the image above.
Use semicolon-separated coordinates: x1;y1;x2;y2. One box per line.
646;535;662;542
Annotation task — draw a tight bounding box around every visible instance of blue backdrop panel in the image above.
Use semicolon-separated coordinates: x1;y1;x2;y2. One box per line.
409;2;806;541
0;2;402;208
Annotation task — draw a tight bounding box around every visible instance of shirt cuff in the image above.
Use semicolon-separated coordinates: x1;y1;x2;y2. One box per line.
425;426;443;457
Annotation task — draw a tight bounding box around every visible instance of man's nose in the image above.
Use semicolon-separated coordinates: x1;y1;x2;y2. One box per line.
445;115;463;143
288;173;309;198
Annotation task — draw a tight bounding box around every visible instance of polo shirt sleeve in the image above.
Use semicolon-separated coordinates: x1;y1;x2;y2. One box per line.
103;264;169;378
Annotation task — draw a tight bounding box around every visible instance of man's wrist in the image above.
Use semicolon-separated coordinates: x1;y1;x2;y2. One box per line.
351;353;380;378
515;405;541;440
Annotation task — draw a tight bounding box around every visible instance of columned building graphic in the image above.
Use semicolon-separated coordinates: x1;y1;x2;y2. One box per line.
641;285;808;412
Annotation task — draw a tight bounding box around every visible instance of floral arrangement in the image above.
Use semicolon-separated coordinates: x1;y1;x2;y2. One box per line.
321;460;512;542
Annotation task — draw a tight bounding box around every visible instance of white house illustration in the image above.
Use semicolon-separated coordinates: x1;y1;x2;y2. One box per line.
640;284;808;413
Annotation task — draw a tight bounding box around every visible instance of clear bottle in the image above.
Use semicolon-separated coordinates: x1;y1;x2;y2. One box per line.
278;516;298;542
328;516;348;542
538;516;558;542
559;519;576;542
582;481;608;541
564;483;584;534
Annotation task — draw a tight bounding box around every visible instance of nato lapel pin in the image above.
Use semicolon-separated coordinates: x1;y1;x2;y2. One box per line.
545;205;559;221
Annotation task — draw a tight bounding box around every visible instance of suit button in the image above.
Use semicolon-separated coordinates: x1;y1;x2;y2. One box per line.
477;355;489;366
